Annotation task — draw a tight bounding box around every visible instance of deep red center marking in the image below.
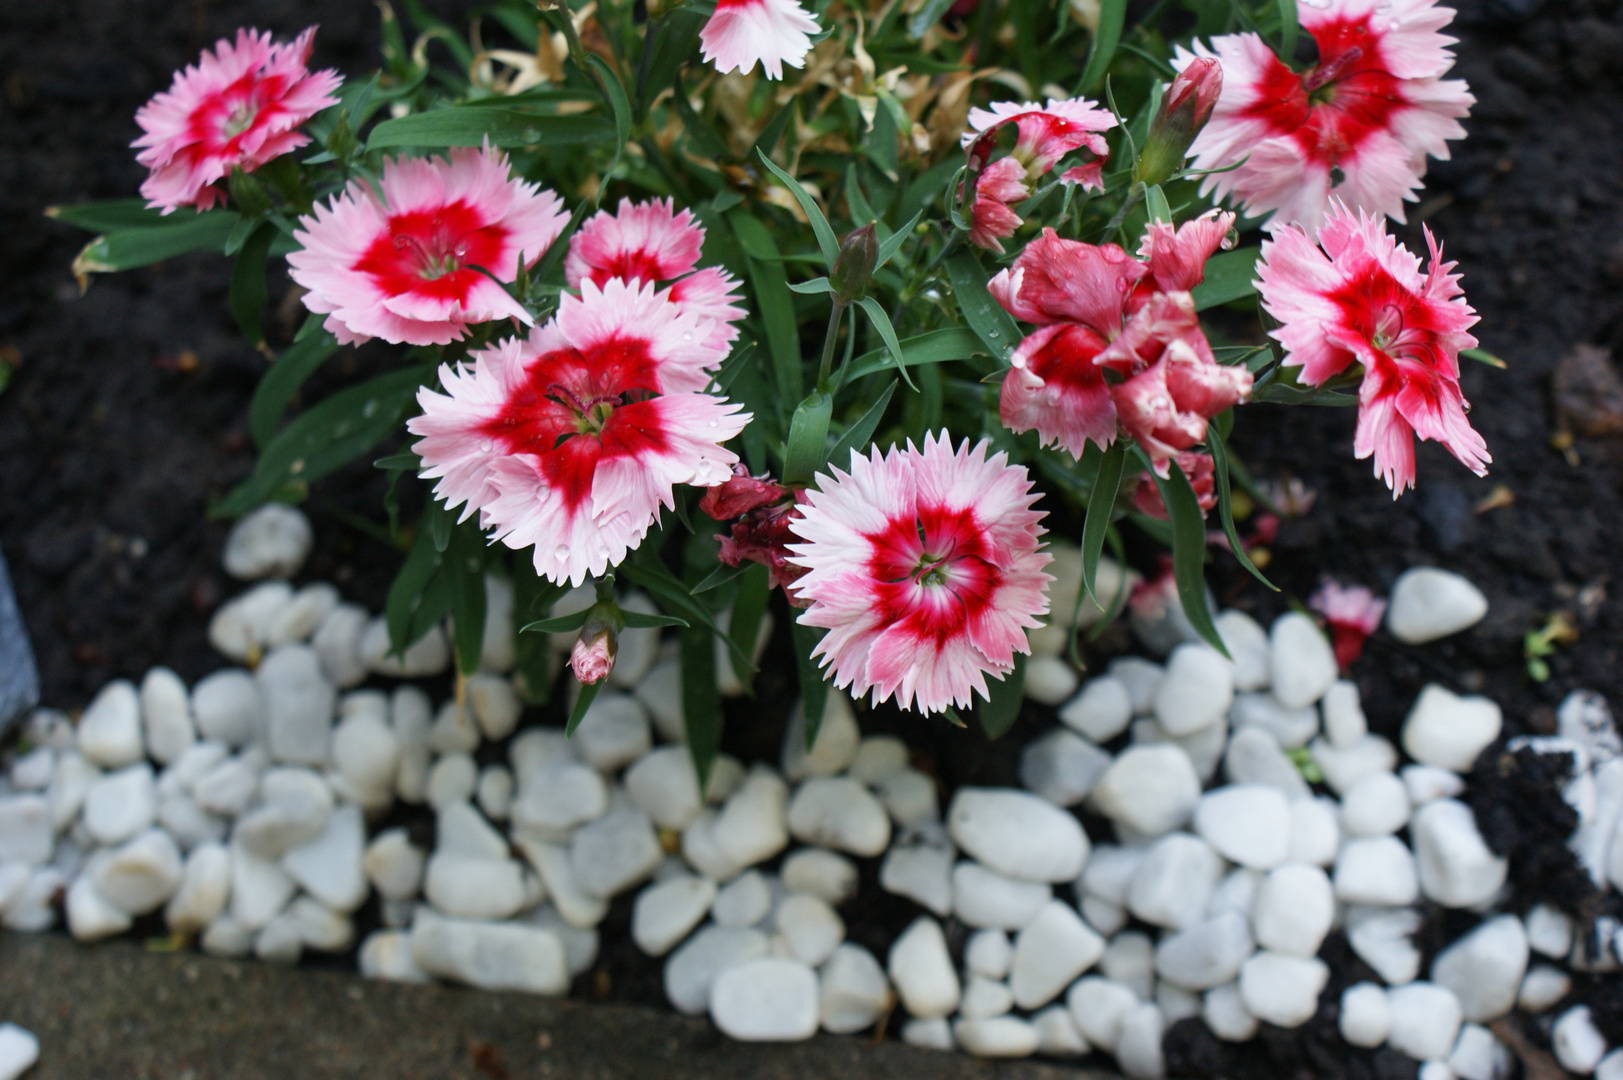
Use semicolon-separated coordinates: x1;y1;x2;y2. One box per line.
353;200;511;306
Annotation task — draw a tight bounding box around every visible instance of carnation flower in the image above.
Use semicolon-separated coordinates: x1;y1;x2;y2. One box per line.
962;97;1116;180
1310;580;1387;669
1174;0;1473;232
990;214;1251;468
288;144;568;346
788;434;1052;715
566;198;747;352
1256;202;1487;496
968;158;1031;253
700;465;810;599
408;278;749;586
700;0;821;80
570;623;617;685
1132;451;1217;520
133;27;342;214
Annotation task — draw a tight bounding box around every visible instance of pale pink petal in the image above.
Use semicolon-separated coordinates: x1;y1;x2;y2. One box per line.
700;0;820;80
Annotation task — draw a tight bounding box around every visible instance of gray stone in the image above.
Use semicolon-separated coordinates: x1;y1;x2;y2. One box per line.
0;550;40;737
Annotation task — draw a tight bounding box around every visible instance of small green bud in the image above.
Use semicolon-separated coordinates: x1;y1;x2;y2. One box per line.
829;223;879;305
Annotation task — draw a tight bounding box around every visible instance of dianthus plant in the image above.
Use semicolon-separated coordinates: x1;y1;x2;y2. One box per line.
57;0;1498;778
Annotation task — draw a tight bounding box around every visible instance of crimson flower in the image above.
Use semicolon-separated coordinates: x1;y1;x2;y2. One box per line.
1174;0;1473;232
787;435;1051;715
700;466;811;600
133;27;341;214
1256;202;1487;496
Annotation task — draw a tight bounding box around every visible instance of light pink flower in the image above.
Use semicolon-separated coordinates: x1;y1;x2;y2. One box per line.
566;197;747;352
133;27;342;214
968;158;1031;253
570;624;617;685
962;97;1117;180
1174;0;1473;232
288;144;568;347
700;0;821;80
408;278;749;586
988;230;1148;330
1256;202;1486;496
788;434;1052;715
1310;580;1387;669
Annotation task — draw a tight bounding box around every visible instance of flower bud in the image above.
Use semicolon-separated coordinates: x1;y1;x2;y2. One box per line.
829;223;879;305
569;610;619;685
1135;58;1224;187
227;166;273;219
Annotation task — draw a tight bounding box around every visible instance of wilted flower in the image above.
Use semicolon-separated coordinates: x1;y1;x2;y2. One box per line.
700;466;811;600
1173;0;1473;232
1132;451;1218;520
1310;580;1387;669
408;279;748;585
788;435;1052;715
287;144;567;346
699;0;821;81
133;27;341;214
1137;57;1224;187
1256;202;1487;496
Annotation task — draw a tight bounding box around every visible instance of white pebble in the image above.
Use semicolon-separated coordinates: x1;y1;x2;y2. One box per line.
1216;609;1271;691
77;679;144;768
1288;798;1341;866
949;787;1088;883
1225;727;1311;800
848;736;909;785
1154;644;1235;735
1110;658;1165;715
953;861;1051;930
1312;734;1399;795
1009;900;1105;1009
710;768;790;870
1203;982;1259;1042
1320;680;1367;748
191;755;258;818
1115;1003;1167;1080
780;848;856;905
1404;685;1502;773
436;798;507;860
0;795;51;866
1229;693;1319;750
1060;676;1133;742
286;895;353;952
1269;612;1338;709
875;768;938;827
90;828;183;915
955;1016;1039;1058
235;767;332;858
363;829;424;901
1555;1006;1610;1074
230;841;297;930
1334;836;1420;906
1526;904;1574;958
1205;867;1262;921
786;777;890;857
165;841;232;933
410;910;568;995
83;763;157;846
1340;982;1391;1047
901;1017;954;1051
569;807;661;899
1431;914;1528;1023
256;645;336;766
818;943;892;1034
1018;729;1111;808
775;893;844;966
888;916;960;1019
879;842;953;917
359;930;430;983
9;746;54;792
66;873;133;941
1341;771;1412;837
1413;799;1508;908
713;870;774;927
139;667;195;765
282;804;368;913
1254;863;1335;956
208;582;293;663
223;503;312;579
664;925;770;1015
781;694;862;782
330;703;400;809
624;746;703;831
475;766;512;821
190;669;261;748
1033;1004;1090;1056
1387;982;1465;1062
1024;654;1079;706
1347;906;1423;985
361;618;449;678
1195;784;1291;869
633;875;716;956
511;762;607;840
1387;568;1487;644
1127;833;1224;930
1153;911;1254;991
573;693;651;773
966;929;1013;979
1449;1023;1511;1080
1067;976;1141;1051
265;583;339;649
311;604;369;689
1239;951;1328;1028
1404;764;1467;806
1091;745;1201;838
0;1024;40;1080
1157;982;1201;1023
514;837;608;929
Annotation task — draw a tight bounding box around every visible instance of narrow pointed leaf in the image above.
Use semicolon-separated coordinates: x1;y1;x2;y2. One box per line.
793;619;830;750
691;563;751;595
843;327;985;382
782;390;834;486
1146;456;1230;657
1082;441;1127;607
681;623;722;789
1206;422;1278;590
1191;248;1262;310
386;524;452;654
943;251;1020;366
826;380;897;471
972;653;1026;739
1277;0;1300;61
1078;0;1127;91
229;222;278;350
587;55;632;182
725;564;771;696
249;320;340;448
620;610;691;630
876;209;923;268
564;679;605;737
367;108;615;149
445;520;488;676
857;297;917;391
756;150;840;269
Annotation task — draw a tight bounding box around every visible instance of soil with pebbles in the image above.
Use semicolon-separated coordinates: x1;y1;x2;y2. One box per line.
3;0;1623;1076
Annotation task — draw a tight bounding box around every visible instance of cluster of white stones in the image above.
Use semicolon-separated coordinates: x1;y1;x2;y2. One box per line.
1;505;1618;1080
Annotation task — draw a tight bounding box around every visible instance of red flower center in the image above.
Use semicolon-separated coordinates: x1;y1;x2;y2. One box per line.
866;505;999;647
1329;262;1446;370
586;248;675;290
1241;16;1404;177
478;338;669;512
354;200;512;303
187;68;290;156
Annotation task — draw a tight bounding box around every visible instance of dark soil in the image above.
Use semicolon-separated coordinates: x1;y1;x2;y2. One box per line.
3;0;1623;1076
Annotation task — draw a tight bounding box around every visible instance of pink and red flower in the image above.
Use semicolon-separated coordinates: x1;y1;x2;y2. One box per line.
565;198;746;352
700;0;821;81
1131;451;1217;520
700;466;811;599
1310;580;1387;669
1256;202;1487;496
990;213;1251;469
408;278;748;586
133;27;342;214
787;434;1052;715
961;97;1116;251
1174;0;1473;232
288;144;568;346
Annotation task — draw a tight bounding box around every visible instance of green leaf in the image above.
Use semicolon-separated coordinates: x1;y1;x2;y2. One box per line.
792;619;829;750
782;390;834;486
386;521;453;655
876;210;922;268
788;276;834;296
212;364;434;519
1078;0;1127;92
444;519;488;676
856;297;917;391
46;198;167;232
943;251;1020;366
844;167;877;226
971;652;1026;739
1206;421;1278;591
907;0;958;36
72;211;242;276
520;610;594;635
1082;441;1127;607
564;679;605;737
725;564;771;695
249;320;341;448
843;327;986;383
1277;0;1300;61
587;55;632;183
620;557;753;676
1146;455;1230;657
1144;184;1173;225
1461;347;1507;369
229;222;277;351
512;562;569;704
749;100;796;164
691;563;751;595
728;209;801;402
367;107;615;149
680;623;723;789
428;492;452;553
621;610;691;630
637;10;705;118
1191;248;1261;311
756;151;840;270
826;380;897;471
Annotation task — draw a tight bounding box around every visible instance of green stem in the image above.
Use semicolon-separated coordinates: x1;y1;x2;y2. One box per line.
1099;181;1145;245
816;301;847;390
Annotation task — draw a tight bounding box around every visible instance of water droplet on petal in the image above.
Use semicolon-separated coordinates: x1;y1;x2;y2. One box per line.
682;332;694;341
480;439;494;452
598;546;610;558
988;329;1000;339
709;420;718;428
554;544;571;562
